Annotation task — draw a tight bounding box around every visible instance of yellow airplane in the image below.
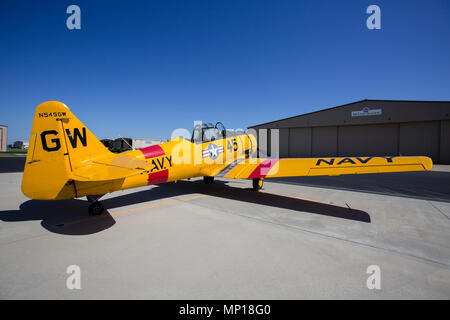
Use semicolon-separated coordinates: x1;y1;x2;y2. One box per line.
22;101;433;215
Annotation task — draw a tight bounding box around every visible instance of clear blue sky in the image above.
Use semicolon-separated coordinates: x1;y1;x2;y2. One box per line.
1;0;449;144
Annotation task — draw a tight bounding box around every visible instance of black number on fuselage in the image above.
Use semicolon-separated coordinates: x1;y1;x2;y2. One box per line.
227;138;238;152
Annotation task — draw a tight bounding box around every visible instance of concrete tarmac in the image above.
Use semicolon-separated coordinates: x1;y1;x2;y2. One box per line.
0;172;449;299
0;156;26;173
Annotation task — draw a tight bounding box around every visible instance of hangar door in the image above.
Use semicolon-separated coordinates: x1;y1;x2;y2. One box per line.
338;124;398;157
399;121;440;163
288;128;311;157
311;126;337;157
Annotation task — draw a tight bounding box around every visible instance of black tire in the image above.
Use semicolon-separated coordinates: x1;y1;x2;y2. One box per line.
88;202;104;216
252;178;263;191
204;176;214;184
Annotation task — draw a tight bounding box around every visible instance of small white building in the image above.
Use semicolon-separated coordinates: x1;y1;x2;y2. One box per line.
0;125;7;152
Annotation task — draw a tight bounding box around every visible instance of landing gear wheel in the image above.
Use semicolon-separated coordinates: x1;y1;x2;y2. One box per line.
252;178;263;191
204;176;214;184
88;202;104;216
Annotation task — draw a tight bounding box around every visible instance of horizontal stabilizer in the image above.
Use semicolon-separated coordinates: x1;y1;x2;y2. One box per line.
70;156;151;181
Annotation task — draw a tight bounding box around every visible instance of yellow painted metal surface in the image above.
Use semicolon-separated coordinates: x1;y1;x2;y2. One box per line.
21;101;433;201
223;156;432;179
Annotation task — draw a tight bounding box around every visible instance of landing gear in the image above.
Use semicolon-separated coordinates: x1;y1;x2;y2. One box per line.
86;195;105;216
204;176;214;184
252;178;263;191
88;201;104;216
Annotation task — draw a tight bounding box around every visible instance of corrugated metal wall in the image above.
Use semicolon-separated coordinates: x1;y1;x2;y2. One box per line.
260;120;448;163
251;101;450;164
441;120;450;164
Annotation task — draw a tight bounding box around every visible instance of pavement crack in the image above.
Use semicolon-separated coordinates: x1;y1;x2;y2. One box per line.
211;203;450;268
428;201;450;220
0;233;52;247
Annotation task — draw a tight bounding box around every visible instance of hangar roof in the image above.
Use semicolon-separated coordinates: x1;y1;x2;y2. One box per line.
249;99;450;129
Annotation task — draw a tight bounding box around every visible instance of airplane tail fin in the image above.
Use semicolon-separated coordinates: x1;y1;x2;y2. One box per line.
22;101;111;200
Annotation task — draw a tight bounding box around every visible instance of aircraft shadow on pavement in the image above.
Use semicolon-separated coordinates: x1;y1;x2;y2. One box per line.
0;199;116;236
271;171;450;203
0;179;370;236
158;180;371;223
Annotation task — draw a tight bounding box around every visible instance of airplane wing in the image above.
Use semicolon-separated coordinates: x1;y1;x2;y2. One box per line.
220;156;433;179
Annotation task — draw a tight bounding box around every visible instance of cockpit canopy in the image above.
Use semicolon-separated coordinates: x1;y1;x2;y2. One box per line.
191;122;226;143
